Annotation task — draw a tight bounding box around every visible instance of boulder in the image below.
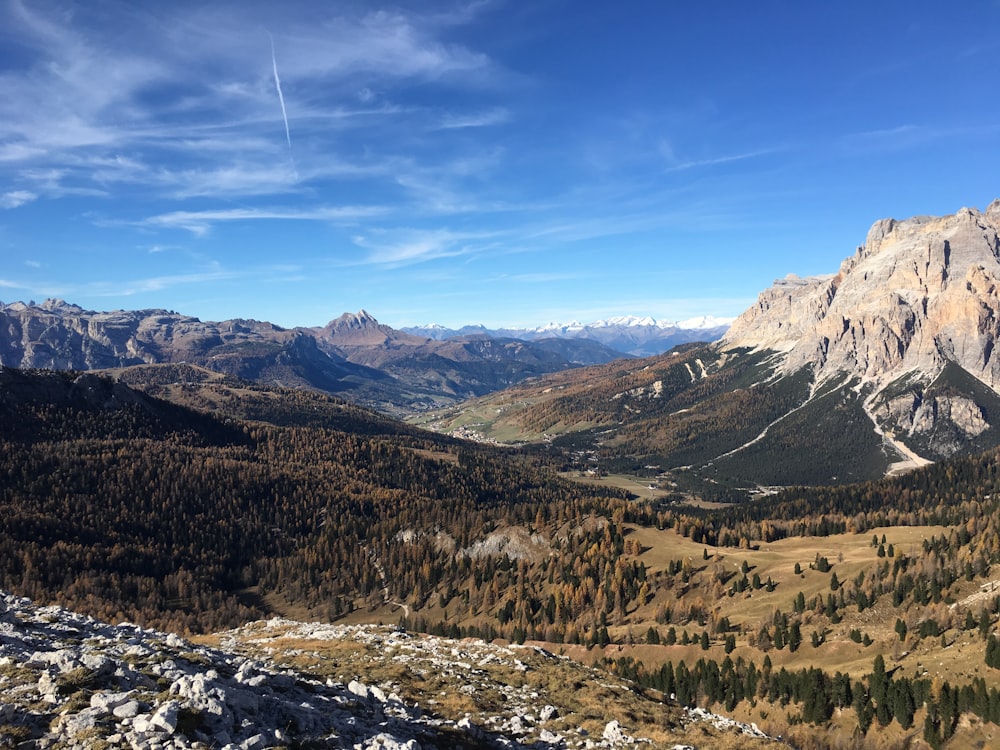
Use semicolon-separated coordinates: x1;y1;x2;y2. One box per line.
149;700;180;733
602;720;630;744
539;704;559;722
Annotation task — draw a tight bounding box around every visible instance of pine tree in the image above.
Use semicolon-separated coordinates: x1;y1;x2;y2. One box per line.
788;622;802;652
979;607;992;639
986;634;1000;669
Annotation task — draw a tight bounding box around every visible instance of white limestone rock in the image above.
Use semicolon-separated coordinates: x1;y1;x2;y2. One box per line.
150;700;180;733
540;704;559;722
114;700;143;719
602;720;631;744
348;679;370;700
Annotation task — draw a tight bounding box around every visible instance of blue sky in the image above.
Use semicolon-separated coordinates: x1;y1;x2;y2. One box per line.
1;1;999;329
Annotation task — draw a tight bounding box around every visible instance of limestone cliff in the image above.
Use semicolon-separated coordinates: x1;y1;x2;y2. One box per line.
722;200;1000;458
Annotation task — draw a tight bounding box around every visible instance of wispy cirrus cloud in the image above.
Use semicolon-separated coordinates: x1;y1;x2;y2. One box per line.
0;1;504;206
663;147;777;172
0;261;305;300
436;107;509;130
351;227;505;266
489;271;587;283
137;205;388;236
838;123;923;153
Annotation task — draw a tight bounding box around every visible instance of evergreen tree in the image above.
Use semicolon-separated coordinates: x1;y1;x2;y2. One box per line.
980;607;992;639
986;634;1000;669
788;622;802;652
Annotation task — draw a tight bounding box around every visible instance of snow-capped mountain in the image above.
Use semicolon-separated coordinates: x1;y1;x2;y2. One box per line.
403;315;733;357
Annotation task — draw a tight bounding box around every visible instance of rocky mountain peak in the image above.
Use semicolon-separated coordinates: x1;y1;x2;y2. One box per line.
328;309;380;330
721;200;1000;460
725;201;1000;378
38;298;85;313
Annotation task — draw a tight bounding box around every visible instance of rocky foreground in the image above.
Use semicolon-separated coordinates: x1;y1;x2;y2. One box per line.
0;592;777;749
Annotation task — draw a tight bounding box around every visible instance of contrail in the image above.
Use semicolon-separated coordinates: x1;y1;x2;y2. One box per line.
269;33;292;151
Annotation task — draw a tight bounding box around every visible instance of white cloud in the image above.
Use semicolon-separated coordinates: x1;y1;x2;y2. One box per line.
139;205;387;235
663;148;776;172
0;190;37;209
351;227;503;266
0;2;504;206
436;107;509;130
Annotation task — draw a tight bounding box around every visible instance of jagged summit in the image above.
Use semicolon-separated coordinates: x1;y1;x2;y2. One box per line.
328;309;380;330
321;310;423;348
724;200;1000;387
719;199;1000;462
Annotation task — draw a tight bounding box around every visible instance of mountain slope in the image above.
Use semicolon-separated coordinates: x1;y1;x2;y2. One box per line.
722;199;1000;462
422;201;1000;490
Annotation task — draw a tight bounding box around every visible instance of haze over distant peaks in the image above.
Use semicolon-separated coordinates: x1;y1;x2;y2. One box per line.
403;315;733;357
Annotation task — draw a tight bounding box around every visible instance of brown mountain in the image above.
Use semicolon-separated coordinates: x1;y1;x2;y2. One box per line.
0;301;625;415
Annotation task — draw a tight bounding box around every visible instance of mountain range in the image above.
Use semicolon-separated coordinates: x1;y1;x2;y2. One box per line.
0;302;639;416
424;200;1000;491
403;315;732;358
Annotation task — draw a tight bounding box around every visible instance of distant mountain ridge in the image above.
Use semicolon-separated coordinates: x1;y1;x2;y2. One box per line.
403;315;733;357
0;300;628;415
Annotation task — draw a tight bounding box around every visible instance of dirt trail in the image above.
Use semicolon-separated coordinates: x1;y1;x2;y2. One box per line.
363;545;411;617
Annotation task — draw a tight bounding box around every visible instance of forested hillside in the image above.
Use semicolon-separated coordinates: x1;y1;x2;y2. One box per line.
0;367;633;634
6;366;1000;747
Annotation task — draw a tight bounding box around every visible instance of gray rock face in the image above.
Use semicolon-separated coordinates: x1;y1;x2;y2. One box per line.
725;202;1000;382
722;200;1000;459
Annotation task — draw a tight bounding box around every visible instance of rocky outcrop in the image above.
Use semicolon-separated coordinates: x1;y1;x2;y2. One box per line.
726;201;1000;384
722;200;1000;459
0;591;777;749
0;299;294;370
